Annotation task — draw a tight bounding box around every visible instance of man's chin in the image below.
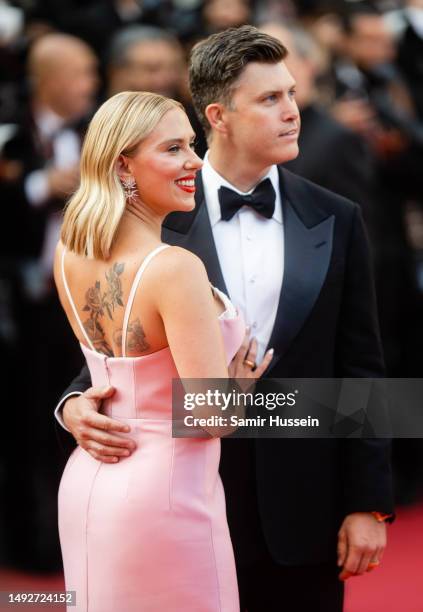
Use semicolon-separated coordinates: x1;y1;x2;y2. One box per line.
272;143;300;166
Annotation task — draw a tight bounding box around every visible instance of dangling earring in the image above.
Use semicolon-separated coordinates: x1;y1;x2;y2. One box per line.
121;175;139;203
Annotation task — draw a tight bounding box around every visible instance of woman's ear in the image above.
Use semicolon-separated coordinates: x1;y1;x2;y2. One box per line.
116;154;131;180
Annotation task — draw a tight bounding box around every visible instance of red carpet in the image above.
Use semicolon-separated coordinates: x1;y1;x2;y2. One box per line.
1;502;422;611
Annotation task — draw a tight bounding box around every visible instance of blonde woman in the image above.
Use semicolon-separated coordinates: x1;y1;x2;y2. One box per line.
54;91;272;612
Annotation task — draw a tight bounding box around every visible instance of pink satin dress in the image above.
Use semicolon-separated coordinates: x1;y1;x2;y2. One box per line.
58;245;244;612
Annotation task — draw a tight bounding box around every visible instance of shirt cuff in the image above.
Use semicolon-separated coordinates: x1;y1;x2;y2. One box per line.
371;511;393;523
24;170;49;207
54;391;82;432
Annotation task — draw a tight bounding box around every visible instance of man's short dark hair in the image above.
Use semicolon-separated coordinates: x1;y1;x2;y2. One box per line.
340;2;382;35
189;25;288;135
108;25;179;68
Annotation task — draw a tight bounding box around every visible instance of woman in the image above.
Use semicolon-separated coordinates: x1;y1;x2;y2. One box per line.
54;91;273;612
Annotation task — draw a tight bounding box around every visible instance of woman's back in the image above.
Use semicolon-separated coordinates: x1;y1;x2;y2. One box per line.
55;240;233;367
57;243;244;612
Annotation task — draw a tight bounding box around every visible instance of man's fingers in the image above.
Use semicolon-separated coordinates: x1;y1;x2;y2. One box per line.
337;530;347;567
357;551;373;575
86;449;119;463
366;546;383;572
80;428;136;450
339;569;354;581
82;411;130;433
343;545;361;575
79;428;134;452
84;385;116;401
85;441;131;458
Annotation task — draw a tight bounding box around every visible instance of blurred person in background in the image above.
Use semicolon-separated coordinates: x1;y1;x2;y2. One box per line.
392;0;423;506
326;0;423;505
325;1;423;380
106;24;209;157
28;0;162;64
397;0;423;120
331;2;414;148
0;0;25;123
0;32;98;570
107;25;185;98
201;0;252;34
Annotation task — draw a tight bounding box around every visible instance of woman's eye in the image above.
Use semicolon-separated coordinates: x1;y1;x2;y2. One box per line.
168;145;180;153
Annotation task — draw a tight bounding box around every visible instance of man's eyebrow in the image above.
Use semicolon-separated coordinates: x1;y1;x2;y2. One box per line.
258;83;297;96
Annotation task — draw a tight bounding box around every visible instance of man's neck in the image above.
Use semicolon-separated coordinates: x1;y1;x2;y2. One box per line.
207;142;272;193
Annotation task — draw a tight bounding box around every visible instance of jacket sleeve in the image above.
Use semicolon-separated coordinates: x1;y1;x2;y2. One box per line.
54;362;92;456
335;204;395;518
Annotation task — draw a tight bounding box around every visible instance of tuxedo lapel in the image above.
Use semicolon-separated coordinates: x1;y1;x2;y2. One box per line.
267;168;335;369
162;172;229;294
163;167;335;369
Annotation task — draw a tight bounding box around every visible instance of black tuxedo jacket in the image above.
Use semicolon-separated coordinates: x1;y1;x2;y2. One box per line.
284;104;374;218
59;167;394;565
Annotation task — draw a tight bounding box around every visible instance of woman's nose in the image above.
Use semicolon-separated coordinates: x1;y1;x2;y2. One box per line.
184;150;203;170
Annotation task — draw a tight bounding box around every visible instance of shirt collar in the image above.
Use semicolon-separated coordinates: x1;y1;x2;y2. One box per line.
34;107;67;140
202;151;282;227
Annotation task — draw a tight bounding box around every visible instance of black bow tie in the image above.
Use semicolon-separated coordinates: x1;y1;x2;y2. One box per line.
218;178;276;222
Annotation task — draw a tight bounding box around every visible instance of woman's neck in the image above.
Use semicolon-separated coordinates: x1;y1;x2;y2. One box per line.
113;204;163;255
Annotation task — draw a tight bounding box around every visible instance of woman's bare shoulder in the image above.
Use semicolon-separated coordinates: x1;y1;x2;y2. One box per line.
154;245;207;279
151;245;210;300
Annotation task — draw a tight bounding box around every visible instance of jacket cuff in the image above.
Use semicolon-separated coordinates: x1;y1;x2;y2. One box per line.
54;391;83;432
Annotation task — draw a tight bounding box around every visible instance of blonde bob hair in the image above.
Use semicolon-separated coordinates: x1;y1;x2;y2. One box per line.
61;91;183;259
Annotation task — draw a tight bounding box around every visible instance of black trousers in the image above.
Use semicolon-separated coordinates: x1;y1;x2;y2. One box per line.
237;554;344;612
220;439;344;612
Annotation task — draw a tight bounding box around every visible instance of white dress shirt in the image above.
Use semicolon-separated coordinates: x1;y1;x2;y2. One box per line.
24;108;81;289
202;152;284;362
25;108;80;207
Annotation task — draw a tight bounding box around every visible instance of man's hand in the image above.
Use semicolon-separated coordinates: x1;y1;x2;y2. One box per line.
331;98;378;138
63;386;136;463
337;512;387;580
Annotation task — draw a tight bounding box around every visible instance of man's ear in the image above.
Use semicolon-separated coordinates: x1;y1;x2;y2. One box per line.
204;103;229;136
116;154;132;180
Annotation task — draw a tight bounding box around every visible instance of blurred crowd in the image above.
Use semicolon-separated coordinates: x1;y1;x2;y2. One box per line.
1;0;423;572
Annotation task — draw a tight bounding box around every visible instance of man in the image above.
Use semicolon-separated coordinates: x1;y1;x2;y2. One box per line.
47;0;162;62
106;25;185;98
397;0;423;120
104;25;207;155
55;26;393;610
2;33;98;284
1;32;98;569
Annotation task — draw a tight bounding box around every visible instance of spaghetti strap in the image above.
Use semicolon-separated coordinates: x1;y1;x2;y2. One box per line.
121;244;170;357
61;247;97;352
